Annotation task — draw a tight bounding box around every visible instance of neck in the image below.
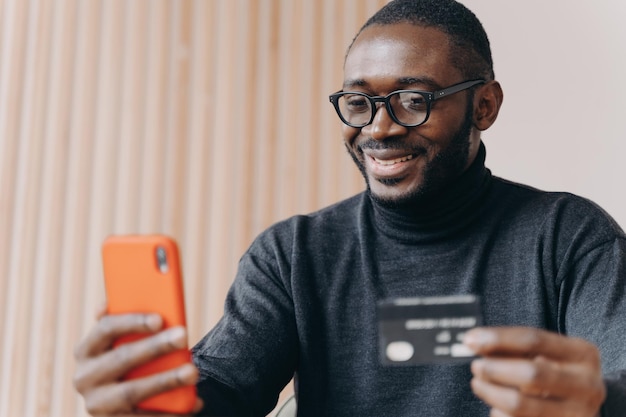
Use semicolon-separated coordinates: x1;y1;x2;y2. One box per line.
369;142;492;242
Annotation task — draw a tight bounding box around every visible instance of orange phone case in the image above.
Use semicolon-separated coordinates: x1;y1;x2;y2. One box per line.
102;235;196;414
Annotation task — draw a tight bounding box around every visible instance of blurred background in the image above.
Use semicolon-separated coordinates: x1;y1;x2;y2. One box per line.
0;1;624;416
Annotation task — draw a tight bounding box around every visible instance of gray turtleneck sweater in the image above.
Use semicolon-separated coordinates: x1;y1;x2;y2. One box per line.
191;144;626;416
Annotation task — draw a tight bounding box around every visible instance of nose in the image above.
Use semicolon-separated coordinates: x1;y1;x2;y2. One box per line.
360;104;408;141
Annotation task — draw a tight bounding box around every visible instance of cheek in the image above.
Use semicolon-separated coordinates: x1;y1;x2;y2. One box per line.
342;125;361;147
426;102;468;137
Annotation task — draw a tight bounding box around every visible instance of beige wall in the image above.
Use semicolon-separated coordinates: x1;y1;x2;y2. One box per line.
464;0;626;226
1;1;624;416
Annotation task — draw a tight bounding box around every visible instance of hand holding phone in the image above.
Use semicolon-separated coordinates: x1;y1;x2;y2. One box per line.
102;235;197;414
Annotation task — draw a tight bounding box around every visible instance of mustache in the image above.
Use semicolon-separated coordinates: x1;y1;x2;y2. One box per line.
358;138;427;153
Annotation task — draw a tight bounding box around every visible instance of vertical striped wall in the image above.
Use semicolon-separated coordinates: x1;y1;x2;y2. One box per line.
0;1;388;416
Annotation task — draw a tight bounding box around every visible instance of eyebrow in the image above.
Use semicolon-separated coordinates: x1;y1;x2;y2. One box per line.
342;76;442;91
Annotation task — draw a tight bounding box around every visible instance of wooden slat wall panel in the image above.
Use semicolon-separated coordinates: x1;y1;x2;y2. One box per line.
50;1;100;415
0;1;387;416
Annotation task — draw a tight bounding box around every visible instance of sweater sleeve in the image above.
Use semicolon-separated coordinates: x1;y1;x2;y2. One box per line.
560;236;626;416
603;371;626;417
190;226;298;416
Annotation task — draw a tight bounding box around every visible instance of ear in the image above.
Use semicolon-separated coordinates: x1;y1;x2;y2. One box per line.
473;80;503;131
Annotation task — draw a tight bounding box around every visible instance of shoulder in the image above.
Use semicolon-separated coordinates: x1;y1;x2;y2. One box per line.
244;192;367;258
265;192;364;235
490;176;625;247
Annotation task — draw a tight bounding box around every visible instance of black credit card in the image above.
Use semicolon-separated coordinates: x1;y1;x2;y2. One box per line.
378;295;482;366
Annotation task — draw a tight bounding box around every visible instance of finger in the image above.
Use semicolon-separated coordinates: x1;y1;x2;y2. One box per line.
471;356;578;399
74;313;163;359
464;327;599;363
471;377;570;417
75;326;188;389
95;301;108;320
83;363;198;415
490;409;512;417
193;397;205;414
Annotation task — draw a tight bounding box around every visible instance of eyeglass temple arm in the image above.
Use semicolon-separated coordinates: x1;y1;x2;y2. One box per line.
433;79;485;100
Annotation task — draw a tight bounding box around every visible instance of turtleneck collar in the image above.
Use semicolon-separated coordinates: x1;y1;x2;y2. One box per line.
368;141;492;243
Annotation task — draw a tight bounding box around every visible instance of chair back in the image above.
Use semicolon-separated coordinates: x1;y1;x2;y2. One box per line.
274;395;297;417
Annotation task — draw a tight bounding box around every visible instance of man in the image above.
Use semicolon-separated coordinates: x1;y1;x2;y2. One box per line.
74;0;626;416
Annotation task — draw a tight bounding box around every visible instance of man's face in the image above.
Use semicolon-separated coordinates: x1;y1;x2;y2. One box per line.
342;23;481;206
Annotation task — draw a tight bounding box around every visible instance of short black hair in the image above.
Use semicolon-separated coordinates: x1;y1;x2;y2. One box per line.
349;0;495;81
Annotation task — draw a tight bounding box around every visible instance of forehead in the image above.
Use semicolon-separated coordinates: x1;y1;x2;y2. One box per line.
344;23;460;90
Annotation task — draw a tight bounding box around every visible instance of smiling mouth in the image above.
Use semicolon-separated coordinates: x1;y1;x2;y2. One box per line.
372;154;416;166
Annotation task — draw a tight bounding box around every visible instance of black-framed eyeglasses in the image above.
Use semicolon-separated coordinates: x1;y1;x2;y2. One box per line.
328;79;485;128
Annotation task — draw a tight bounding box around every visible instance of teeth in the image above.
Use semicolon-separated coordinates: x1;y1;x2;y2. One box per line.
373;154;414;166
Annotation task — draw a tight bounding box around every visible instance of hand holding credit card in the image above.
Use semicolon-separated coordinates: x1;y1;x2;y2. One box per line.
378;295;482;365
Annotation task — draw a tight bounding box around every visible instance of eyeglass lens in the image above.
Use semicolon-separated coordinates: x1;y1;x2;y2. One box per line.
337;91;429;127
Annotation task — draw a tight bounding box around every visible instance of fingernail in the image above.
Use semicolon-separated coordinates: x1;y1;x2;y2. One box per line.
168;326;187;348
463;329;494;348
145;314;163;330
470;358;486;375
178;363;198;384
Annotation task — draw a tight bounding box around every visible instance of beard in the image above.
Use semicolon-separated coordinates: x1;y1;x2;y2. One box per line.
346;99;474;208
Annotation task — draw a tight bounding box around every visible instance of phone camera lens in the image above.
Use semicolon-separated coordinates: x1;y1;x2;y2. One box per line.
156;246;169;274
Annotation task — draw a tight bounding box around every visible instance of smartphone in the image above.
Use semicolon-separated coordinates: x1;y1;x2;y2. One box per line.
102;235;197;414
